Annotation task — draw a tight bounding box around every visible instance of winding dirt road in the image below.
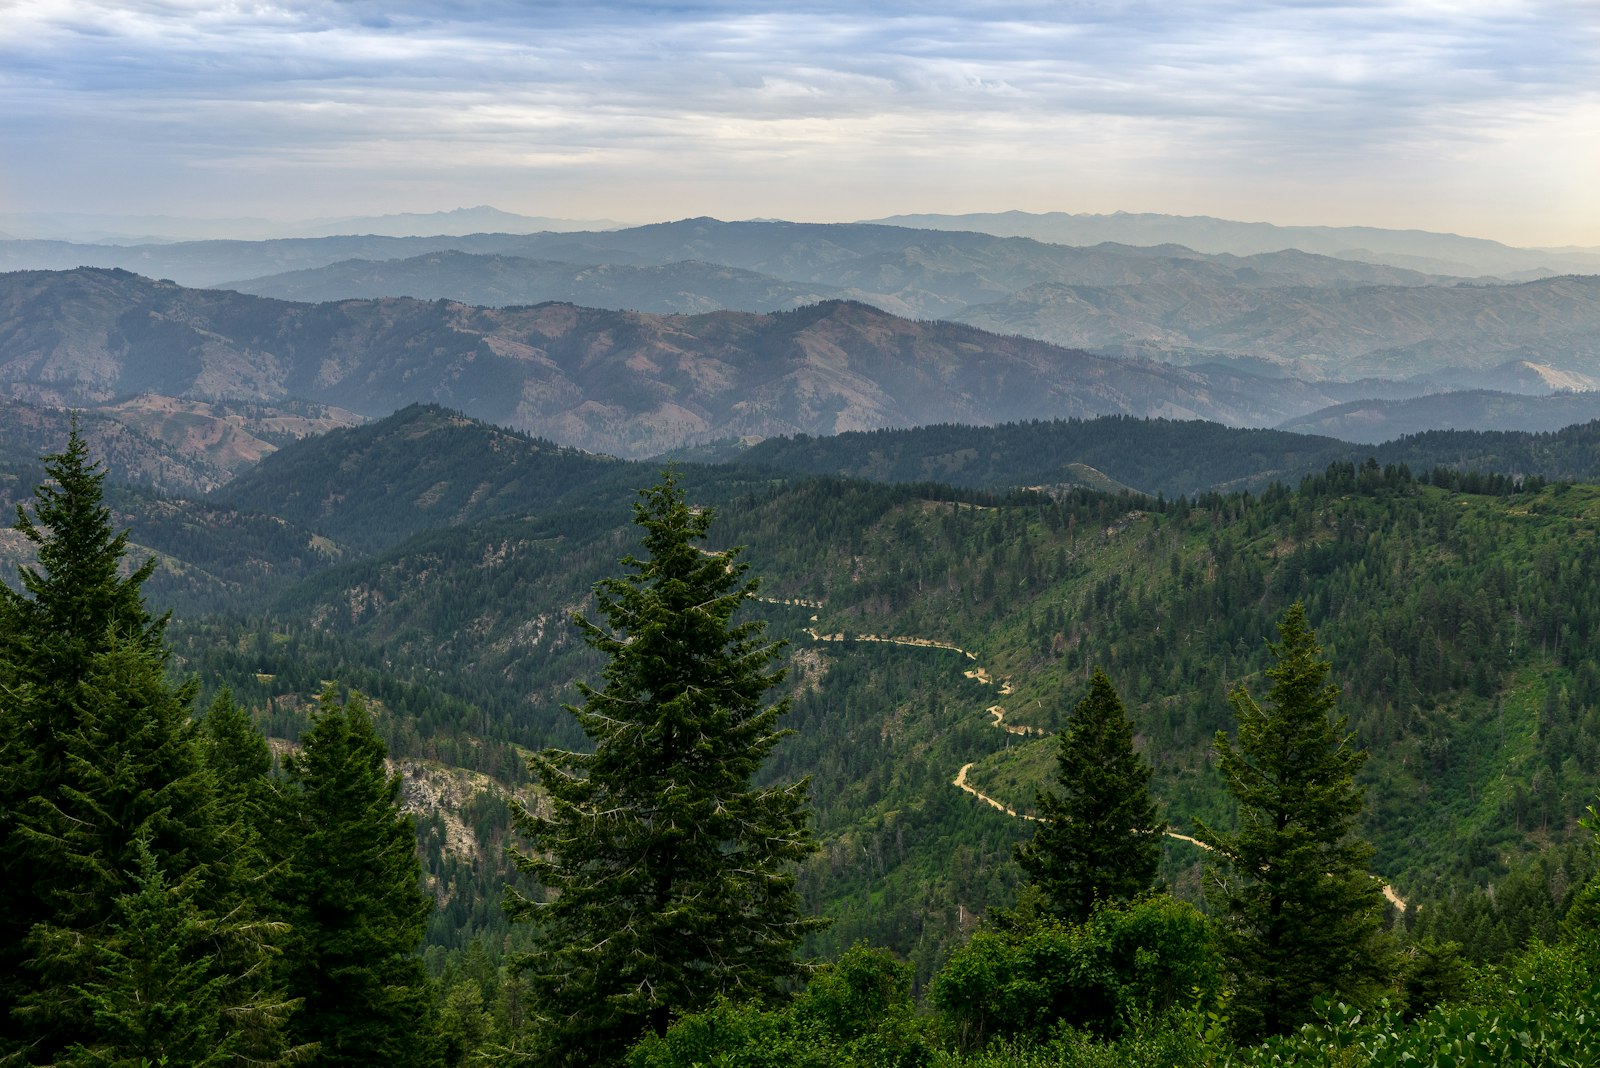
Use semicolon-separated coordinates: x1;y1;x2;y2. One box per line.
797;611;1406;910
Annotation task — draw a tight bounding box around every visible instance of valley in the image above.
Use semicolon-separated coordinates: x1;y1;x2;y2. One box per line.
4;403;1587;969
3;214;1599;1064
13;0;1600;1057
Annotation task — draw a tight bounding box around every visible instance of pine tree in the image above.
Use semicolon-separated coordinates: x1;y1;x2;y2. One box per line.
196;688;307;1066
1014;669;1164;923
61;834;237;1068
271;687;438;1068
1;428;293;1064
1194;602;1390;1040
0;424;168;1032
201;687;273;788
507;471;822;1067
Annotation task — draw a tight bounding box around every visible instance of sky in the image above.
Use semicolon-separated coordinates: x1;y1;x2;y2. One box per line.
2;1;1597;246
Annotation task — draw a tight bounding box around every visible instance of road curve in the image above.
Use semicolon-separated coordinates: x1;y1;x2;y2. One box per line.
796;611;1406;910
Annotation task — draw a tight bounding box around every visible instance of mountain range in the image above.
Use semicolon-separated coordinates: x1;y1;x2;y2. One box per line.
0;267;1395;458
8;217;1598;391
866;210;1600;278
0;206;627;244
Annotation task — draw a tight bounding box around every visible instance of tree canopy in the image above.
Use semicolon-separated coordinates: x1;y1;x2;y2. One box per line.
1014;668;1164;922
1195;602;1390;1039
507;470;823;1066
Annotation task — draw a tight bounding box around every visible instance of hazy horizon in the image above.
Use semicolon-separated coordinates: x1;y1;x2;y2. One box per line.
4;2;1596;248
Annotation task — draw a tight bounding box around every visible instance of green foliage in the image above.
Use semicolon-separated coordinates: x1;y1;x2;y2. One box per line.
200;687;273;784
58;833;284;1068
1242;938;1600;1068
1406;842;1595;967
939;1020;1211;1068
1015;670;1163;922
0;426;293;1064
930;895;1220;1051
626;944;935;1068
272;687;439;1068
1195;603;1391;1040
1;425;171;1021
0;420;165;683
507;471;824;1065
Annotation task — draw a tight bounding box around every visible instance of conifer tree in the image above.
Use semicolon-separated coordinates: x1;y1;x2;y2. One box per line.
201;686;274;788
1195;602;1390;1040
61;834;238;1068
507;471;822;1067
0;424;168;1031
0;428;293;1064
272;687;438;1068
1014;669;1164;923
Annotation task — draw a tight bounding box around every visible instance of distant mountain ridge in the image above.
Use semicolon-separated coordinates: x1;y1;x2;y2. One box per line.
950;274;1600;379
225;252;860;313
711;415;1600;496
0;267;1375;457
9;217;1597;386
865;210;1600;278
1278;390;1600;444
2;217;1452;294
0;206;626;244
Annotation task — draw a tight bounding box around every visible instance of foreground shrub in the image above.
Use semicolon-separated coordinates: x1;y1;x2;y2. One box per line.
626;943;935;1068
930;894;1220;1050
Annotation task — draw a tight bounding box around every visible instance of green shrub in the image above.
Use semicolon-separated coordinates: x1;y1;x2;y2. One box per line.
627;944;935;1068
930;895;1220;1051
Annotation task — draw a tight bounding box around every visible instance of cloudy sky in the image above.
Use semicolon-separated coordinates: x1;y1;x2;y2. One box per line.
2;1;1596;245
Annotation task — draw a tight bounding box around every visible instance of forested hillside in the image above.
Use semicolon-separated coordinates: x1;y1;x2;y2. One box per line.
719;414;1600;496
6;407;1600;1065
155;419;1600;960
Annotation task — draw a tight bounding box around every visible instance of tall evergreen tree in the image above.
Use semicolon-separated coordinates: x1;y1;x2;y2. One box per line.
507;471;823;1067
1014;669;1164;923
61;834;241;1068
0;428;292;1064
1194;602;1390;1040
0;424;168;1033
272;687;438;1068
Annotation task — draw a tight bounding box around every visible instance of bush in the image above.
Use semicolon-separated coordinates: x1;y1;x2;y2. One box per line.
930;895;1220;1051
627;944;935;1068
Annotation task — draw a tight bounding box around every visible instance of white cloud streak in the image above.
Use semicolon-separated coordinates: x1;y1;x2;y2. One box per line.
1;1;1596;242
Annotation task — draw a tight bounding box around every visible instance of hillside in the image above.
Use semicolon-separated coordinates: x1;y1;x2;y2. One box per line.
708;415;1600;497
1279;390;1600;443
951;275;1600;378
0;269;1377;456
181;453;1600;971
211;404;627;552
224;253;861;313
0;396;360;495
8;402;1600;984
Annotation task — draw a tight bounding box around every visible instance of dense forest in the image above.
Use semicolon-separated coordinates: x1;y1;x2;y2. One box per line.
3;409;1600;1065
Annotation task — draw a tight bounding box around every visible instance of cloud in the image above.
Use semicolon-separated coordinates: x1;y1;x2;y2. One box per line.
1;1;1596;241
